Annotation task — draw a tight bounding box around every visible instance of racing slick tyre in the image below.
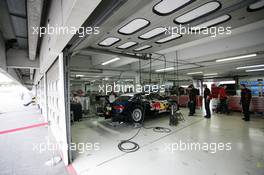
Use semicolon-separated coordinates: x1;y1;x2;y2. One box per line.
130;106;144;123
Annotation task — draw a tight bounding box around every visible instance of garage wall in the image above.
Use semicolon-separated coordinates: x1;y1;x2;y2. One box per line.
36;82;41;108
39;77;45;115
38;0;101;74
46;53;69;165
35;76;47;122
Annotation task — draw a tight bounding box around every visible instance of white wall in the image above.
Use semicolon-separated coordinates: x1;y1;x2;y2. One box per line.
46;53;69;165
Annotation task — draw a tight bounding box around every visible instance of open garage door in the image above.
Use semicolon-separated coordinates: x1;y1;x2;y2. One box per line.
46;53;71;165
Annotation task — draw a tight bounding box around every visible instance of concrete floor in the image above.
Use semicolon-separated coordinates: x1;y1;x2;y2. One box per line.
0;106;69;175
71;109;264;175
1;87;263;175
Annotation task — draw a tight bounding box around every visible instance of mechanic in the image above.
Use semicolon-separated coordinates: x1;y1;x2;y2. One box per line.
218;85;229;114
240;84;252;121
188;84;197;116
203;84;211;118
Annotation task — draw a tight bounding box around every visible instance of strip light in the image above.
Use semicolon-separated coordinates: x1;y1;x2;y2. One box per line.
156;34;182;44
134;45;152;51
219;80;235;84
246;68;264;72
248;0;264;11
99;37;120;46
191;15;231;31
101;57;120;65
139;27;167;39
187;71;203;75
174;1;221;24
236;64;264;70
117;42;137;49
216;54;257;62
153;0;194;15
156;67;174;72
204;73;218;76
119;18;150;35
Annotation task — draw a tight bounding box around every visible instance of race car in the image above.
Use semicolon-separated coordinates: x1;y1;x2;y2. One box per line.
145;93;170;113
104;93;149;123
104;93;171;123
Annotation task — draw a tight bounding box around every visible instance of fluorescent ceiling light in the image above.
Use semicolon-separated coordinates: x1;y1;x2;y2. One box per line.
156;67;174;72
219;80;235;84
99;37;120;46
216;54;257;62
187;71;203;75
103;77;110;81
236;64;264;70
134;45;152;51
156;33;182;44
191;15;231;30
124;79;134;82
153;0;194;15
203;76;216;79
0;73;13;83
118;18;150;35
246;68;264;72
139;27;167;39
181;85;189;88
117;42;137;49
76;74;84;77
248;0;264;11
101;57;120;65
174;1;221;24
204;73;218;76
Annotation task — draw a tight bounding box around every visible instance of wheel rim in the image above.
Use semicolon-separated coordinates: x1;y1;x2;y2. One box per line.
132;108;142;122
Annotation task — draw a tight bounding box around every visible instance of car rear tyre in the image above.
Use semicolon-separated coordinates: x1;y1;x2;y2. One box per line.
130;107;143;123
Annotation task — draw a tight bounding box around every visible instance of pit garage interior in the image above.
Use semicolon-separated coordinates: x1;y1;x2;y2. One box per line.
0;0;264;175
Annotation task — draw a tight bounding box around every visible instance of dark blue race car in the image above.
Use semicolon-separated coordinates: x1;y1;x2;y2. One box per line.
104;93;171;123
104;93;150;123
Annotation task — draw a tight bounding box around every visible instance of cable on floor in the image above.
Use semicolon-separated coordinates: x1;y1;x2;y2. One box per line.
117;102;147;153
117;127;141;153
143;126;171;133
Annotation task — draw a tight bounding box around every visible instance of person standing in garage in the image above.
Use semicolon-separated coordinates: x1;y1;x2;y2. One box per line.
188;84;197;116
218;85;229;114
71;94;82;121
203;84;211;118
240;84;252;121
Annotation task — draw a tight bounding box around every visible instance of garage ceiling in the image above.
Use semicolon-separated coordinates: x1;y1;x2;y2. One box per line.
70;0;264;80
6;0;28;49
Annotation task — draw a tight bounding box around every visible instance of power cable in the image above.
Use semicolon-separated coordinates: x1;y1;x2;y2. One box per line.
117;102;171;153
117;101;146;153
143;126;171;133
117;127;141;153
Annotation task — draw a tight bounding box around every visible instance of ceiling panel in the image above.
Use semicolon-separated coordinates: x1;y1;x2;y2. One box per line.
6;0;26;17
